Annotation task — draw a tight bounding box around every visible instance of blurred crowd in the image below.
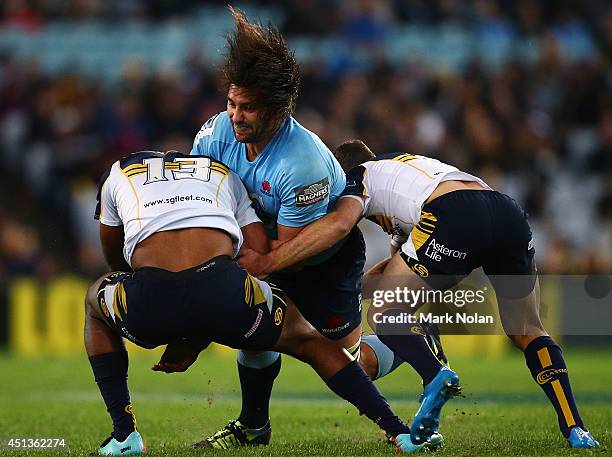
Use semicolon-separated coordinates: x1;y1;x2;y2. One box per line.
0;0;611;279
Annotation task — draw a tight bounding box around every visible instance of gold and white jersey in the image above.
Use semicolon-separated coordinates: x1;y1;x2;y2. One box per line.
340;152;490;250
95;151;260;266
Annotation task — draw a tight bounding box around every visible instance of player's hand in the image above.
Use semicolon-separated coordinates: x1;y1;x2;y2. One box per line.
152;340;200;373
237;249;270;278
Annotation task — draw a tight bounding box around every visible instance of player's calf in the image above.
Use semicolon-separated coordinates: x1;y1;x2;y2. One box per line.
499;283;598;446
85;274;142;451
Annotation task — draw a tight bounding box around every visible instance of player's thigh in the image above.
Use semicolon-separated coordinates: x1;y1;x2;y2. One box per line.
86;271;131;323
272;297;323;359
375;251;432;303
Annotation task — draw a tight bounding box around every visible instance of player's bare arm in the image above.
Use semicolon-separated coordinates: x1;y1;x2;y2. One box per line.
100;224;131;272
240;221;270;254
238;198;363;276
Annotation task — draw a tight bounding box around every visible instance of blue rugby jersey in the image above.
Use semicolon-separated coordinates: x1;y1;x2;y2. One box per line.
191;112;346;236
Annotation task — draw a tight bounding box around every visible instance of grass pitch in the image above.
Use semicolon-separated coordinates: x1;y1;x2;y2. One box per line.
0;346;610;457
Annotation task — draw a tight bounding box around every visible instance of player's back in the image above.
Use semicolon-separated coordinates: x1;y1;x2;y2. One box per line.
95;150;259;268
343;153;489;237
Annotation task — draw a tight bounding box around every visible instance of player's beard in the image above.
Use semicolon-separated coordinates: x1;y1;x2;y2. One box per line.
233;122;259;143
233;118;280;145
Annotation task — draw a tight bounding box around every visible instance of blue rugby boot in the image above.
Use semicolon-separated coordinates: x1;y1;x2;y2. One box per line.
98;431;145;455
192;419;271;449
396;432;444;453
411;366;461;445
568;427;599;448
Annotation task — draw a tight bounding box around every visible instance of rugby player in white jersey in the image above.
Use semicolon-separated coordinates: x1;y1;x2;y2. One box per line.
84;150;438;456
239;140;600;450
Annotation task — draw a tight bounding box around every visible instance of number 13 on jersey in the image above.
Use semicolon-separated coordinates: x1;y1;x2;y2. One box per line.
142;157;212;185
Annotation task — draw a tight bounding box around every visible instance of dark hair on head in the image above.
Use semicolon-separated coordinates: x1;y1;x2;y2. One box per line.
334;140;376;172
222;6;300;127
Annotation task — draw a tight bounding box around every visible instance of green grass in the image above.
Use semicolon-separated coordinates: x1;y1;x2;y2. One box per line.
0;347;611;456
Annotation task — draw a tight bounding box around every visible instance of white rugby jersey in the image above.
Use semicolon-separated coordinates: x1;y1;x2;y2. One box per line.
95;151;260;266
340;152;490;255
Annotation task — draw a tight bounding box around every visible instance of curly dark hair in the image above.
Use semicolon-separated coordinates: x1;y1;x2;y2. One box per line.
221;6;301;128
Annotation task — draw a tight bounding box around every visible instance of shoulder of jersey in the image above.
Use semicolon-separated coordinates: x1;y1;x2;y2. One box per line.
195;111;234;144
278;119;332;164
370;152;419;162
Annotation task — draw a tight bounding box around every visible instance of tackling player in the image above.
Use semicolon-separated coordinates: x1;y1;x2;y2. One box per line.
186;6;451;448
239;140;600;450
85;150;437;455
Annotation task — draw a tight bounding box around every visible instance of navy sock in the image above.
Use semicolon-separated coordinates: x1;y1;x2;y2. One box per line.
237;355;281;428
88;351;136;441
524;336;584;438
325;361;409;437
379;334;443;385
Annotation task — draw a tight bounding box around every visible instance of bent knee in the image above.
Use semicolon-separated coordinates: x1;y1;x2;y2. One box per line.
85;273;112;316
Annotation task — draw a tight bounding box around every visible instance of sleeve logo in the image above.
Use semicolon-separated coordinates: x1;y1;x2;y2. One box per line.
294;177;330;207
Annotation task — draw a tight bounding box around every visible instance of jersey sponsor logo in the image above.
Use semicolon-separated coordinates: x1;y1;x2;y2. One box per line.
424;238;467;262
120;326;138;343
294;177;330;207
321;322;350;334
261;180;272;195
411;263;429;277
536;367;568;385
274;307;284;326
322;313;350;334
326;314;344;329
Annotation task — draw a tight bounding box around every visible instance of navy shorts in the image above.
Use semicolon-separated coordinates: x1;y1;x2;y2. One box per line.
96;256;288;350
401;190;537;299
269;226;365;340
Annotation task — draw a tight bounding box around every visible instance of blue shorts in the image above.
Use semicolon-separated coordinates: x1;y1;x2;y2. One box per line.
96;256;288;350
269;226;365;339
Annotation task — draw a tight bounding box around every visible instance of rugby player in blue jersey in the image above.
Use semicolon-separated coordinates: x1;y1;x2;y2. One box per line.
158;7;454;449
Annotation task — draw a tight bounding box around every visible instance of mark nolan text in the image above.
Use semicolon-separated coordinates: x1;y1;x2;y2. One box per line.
373;312;494;325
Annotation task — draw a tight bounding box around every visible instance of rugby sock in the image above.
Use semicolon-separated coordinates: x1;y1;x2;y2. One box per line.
524;336;584;438
379;334;443;385
88;351;136;441
236;351;281;428
362;334;404;379
325;361;410;437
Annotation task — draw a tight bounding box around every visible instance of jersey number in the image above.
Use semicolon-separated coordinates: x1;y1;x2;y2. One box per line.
142;157;211;185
